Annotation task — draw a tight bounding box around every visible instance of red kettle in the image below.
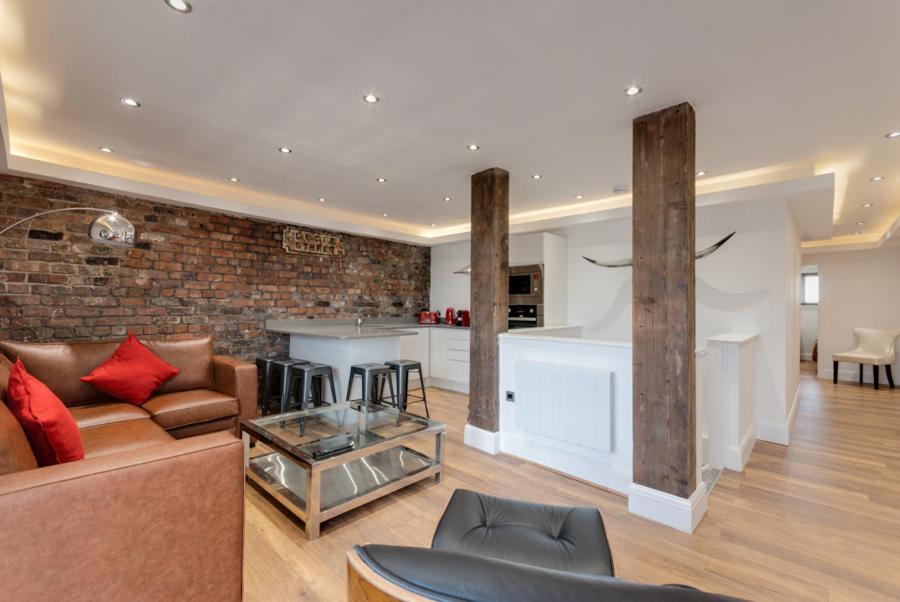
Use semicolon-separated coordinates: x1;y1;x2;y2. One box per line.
444;307;455;324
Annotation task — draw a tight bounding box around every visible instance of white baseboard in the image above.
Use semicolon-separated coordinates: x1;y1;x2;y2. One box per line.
463;423;500;455
800;352;813;361
627;482;708;533
757;386;799;446
725;428;756;471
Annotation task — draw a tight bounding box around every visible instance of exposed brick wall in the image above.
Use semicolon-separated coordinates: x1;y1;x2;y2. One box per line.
0;175;430;358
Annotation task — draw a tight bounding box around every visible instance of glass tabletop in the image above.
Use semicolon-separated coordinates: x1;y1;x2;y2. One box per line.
242;402;442;463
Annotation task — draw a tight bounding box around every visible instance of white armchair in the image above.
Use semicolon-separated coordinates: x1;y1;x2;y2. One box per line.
832;328;900;390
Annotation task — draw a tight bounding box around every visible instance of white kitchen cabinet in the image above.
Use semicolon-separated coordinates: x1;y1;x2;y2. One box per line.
427;327;470;393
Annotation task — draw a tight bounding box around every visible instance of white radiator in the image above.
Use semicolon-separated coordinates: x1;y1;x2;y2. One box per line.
514;360;614;453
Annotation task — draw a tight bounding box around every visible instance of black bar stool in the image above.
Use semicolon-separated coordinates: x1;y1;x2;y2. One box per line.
283;362;339;412
346;363;396;407
255;356;309;415
383;360;430;418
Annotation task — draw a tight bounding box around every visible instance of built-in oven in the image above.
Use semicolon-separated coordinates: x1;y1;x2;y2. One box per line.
508;304;544;329
509;264;543;305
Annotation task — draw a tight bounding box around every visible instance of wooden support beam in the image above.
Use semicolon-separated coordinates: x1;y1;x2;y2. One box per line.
632;103;697;498
468;167;509;433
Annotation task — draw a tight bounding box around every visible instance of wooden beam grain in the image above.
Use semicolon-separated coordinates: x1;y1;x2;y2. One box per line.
468;167;509;432
632;103;696;498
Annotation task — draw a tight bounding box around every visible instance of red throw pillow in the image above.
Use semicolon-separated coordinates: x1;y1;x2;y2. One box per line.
81;333;180;405
7;359;85;466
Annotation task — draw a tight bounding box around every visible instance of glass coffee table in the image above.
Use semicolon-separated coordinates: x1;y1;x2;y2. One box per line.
241;402;446;539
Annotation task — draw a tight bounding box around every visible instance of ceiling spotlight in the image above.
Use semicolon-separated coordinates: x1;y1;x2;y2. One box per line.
443;196;451;202
381;212;389;217
363;93;379;104
613;185;629;194
318;198;326;203
575;194;584;200
164;0;193;13
856;220;866;226
430;223;437;227
854;231;862;235
624;85;642;97
120;97;141;108
467;144;480;151
99;147;113;153
228;177;239;183
870;176;884;181
278;146;292;154
696;170;707;177
377;177;387;183
863;203;874;208
531;174;542;180
886;131;900;139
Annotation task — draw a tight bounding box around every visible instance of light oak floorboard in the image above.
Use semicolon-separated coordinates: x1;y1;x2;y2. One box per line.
244;363;900;601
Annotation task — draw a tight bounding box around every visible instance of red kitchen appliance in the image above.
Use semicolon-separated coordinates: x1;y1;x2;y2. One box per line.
458;310;471;327
418;310;439;324
444;307;455;325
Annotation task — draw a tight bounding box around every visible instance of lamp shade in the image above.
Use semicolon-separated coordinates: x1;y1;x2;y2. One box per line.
89;213;135;247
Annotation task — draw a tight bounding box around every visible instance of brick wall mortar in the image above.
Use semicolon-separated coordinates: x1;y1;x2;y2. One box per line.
0;175;430;358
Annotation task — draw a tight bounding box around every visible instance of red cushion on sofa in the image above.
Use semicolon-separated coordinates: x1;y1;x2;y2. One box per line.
81;333;180;405
7;359;85;466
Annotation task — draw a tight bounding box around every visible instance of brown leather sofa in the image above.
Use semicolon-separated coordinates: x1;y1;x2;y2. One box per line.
0;337;256;601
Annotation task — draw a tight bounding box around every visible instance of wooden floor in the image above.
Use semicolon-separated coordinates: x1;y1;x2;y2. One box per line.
244;363;900;601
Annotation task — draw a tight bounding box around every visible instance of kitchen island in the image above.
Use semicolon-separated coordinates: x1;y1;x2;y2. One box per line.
266;319;418;402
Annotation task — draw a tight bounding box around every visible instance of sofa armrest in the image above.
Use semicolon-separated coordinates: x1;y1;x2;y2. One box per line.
212;354;258;424
0;432;244;601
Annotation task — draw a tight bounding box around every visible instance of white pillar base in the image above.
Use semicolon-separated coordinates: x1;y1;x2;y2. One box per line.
463;423;500;455
628;482;708;533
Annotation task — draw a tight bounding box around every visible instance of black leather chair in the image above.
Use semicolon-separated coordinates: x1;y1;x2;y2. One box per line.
350;489;747;602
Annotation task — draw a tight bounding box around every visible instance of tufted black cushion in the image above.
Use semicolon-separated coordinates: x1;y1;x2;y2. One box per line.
430;489;614;576
356;545;747;602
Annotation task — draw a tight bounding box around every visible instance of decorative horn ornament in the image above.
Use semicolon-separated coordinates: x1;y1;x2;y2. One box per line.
0;207;135;247
583;231;735;268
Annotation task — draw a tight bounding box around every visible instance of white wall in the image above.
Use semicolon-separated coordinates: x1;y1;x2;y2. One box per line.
429;240;470;311
803;244;900;383
557;196;801;444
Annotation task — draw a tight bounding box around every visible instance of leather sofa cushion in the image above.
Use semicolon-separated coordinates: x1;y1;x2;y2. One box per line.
0;337;213;406
356;545;746;602
431;489;614;576
69;402;151;429
81;419;173;460
142;390;238;430
0;355;39;475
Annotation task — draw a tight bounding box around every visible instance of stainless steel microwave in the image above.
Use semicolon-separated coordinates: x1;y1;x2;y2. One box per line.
508;264;543;305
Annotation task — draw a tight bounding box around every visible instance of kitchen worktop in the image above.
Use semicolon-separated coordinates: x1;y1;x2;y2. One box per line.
265;320;418;340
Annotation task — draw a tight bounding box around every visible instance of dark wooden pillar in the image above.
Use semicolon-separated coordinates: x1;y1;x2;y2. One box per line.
468;168;509;432
632;103;697;498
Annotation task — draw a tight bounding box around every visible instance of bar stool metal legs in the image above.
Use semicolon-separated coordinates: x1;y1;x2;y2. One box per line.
284;363;339;413
255;355;306;415
346;363;396;407
384;360;430;418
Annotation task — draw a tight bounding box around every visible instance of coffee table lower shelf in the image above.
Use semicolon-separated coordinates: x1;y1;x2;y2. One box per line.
246;445;440;538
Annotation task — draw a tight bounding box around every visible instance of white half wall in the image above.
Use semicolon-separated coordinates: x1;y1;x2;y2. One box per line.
804;244;900;383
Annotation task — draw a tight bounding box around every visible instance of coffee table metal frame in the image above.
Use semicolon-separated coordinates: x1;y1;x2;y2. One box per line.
240;402;445;539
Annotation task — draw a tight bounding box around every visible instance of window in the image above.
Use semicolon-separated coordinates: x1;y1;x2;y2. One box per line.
801;273;819;305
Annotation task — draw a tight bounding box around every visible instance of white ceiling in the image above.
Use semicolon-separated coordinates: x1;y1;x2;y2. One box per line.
1;0;898;248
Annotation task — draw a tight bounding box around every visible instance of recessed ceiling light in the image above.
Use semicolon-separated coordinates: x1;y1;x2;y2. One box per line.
696;170;707;177
856;220;866;226
228;176;239;183
377;177;387;183
443;196;451;202
120;97;141;108
854;231;862;235
467;144;480;151
613;185;629;194
575;194;584;200
886;131;900;139
624;85;642;97
381;212;389;217
870;176;884;181
318;198;326;203
531;174;542;180
863;202;874;208
430;223;437;227
99;147;113;153
363;93;379;104
164;0;192;13
278;146;292;154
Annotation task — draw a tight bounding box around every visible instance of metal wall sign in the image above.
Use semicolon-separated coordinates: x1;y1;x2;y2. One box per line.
282;227;344;256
